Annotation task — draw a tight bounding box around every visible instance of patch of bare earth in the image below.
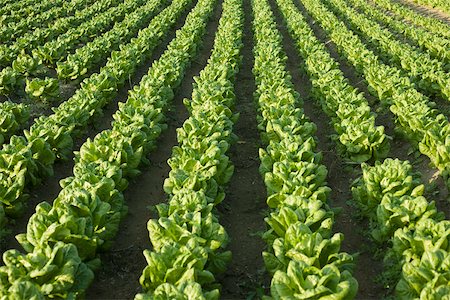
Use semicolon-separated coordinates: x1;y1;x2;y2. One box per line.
219;0;268;298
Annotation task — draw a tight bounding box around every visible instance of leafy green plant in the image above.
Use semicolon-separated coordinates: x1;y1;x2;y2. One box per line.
299;0;450;191
0;0;122;69
56;0;165;81
25;77;60;103
373;0;450;40
352;158;449;297
12;51;46;77
253;0;358;298
33;0;145;66
0;67;24;96
0;0;232;297
267;260;357;299
348;0;450;66
0;101;30;145
137;0;243;297
325;0;450;100
410;0;450;15
0;0;187;222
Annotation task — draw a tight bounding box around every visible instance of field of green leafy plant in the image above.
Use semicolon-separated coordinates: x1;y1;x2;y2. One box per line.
0;0;449;298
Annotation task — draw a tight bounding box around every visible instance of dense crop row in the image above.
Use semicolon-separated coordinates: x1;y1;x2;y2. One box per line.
0;0;219;296
0;0;116;68
34;0;146;66
0;0;448;298
0;0;93;45
348;0;450;67
353;159;450;298
253;0;357;297
56;0;165;80
277;0;390;162
137;0;243;297
411;0;450;15
0;0;192;236
0;0;69;30
324;0;450;100
300;0;450;190
0;0;120;102
374;0;450;39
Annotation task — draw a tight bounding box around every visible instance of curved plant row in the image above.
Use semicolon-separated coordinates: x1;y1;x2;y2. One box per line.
276;0;390;162
373;0;450;40
0;0;64;29
324;0;450;101
252;0;358;298
0;0;219;296
0;0;120;101
0;0;145;103
0;0;119;68
33;0;147;66
56;0;169;81
348;0;450;68
299;0;450;191
0;0;33;16
0;0;92;45
0;0;192;236
352;158;450;299
136;0;243;298
0;0;156;102
410;0;450;15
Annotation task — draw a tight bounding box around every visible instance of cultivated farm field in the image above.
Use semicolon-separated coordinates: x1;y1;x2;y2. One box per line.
0;0;449;299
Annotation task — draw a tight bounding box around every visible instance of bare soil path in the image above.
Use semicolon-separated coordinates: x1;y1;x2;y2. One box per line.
219;0;268;297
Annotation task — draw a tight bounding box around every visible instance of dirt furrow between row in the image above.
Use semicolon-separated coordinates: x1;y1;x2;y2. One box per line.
219;0;268;297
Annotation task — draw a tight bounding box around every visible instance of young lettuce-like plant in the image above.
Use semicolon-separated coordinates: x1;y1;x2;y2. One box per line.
0;242;95;299
396;249;450;299
254;0;358;298
268;260;358;300
25;77;60;103
352;158;424;219
12;51;46;77
0;102;30;145
0;67;24;96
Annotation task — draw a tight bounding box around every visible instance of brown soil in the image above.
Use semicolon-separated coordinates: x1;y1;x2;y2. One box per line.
288;0;450;222
85;1;223;298
218;0;269;297
288;0;450;297
79;0;197;145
